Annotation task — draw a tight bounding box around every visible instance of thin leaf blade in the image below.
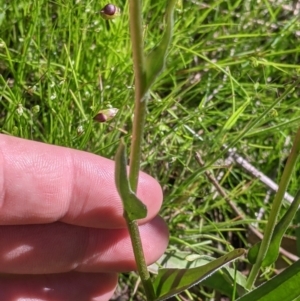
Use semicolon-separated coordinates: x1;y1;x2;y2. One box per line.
248;189;300;266
223;99;250;131
149;251;248;298
144;0;176;93
236;260;300;301
153;248;245;300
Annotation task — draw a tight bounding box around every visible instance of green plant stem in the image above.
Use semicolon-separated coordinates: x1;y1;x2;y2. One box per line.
125;216;156;300
128;0;148;192
246;127;300;289
126;0;155;300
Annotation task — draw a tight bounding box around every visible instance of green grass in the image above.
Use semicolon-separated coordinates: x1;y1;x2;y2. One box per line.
1;0;300;300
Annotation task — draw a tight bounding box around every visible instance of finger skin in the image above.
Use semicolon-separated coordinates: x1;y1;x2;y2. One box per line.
0;272;118;301
0;134;163;228
0;135;168;300
0;216;168;274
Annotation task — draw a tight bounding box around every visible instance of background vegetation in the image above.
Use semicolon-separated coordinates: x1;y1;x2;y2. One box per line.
1;0;300;300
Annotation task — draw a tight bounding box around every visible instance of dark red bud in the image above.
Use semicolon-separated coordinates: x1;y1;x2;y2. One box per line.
94;108;118;123
94;113;107;122
100;4;121;20
102;4;116;16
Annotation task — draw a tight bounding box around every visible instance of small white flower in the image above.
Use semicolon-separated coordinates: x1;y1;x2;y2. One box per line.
17;104;24;116
77;125;84;135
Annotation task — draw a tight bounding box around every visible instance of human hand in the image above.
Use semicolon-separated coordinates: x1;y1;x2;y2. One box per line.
0;134;168;301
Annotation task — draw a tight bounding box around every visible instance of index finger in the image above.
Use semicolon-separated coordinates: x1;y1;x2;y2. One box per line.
0;135;163;228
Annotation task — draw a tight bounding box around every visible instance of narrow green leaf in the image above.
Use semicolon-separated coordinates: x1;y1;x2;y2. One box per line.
115;140;147;221
152;248;245;300
149;251;248;298
223;99;250;131
248;189;300;266
236;260;300;301
144;0;176;93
